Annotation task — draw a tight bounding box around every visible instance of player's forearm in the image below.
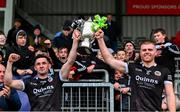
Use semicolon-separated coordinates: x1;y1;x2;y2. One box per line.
67;40;78;65
97;38;126;72
4;61;13;86
60;40;78;80
97;38;114;65
167;93;176;112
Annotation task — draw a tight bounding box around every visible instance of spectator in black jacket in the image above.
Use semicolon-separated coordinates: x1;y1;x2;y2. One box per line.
6;18;24;46
6;29;35;78
153;28;180;82
53;20;73;50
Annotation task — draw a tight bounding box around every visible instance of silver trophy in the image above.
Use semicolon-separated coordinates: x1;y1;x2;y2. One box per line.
72;17;94;55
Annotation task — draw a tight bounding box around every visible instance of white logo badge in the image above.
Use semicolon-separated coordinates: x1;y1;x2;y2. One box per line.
154;71;161;76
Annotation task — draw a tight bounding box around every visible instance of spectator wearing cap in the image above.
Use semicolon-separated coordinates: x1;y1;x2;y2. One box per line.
6;18;24;46
52;20;73;50
123;41;139;62
30;25;47;51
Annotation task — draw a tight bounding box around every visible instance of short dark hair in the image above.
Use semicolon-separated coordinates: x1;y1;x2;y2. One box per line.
117;48;125;52
153;28;166;35
0;31;5;35
123;40;136;49
58;47;69;53
140;40;155;48
62;20;72;31
18;31;26;37
14;18;22;23
34;54;52;65
34;25;41;31
153;28;168;41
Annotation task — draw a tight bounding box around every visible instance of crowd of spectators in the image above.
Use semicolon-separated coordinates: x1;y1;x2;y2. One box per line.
0;15;180;111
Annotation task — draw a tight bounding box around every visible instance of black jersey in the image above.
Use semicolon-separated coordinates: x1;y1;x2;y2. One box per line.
22;72;63;111
128;62;172;111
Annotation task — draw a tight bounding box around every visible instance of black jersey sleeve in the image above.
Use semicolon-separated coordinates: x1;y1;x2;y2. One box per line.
163;67;173;83
128;63;135;77
22;77;33;92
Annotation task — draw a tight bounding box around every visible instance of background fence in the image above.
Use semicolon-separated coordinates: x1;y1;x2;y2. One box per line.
56;57;180;111
61;83;114;112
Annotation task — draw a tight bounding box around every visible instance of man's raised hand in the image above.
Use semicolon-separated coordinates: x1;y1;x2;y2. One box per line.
72;29;81;41
8;53;20;63
94;29;104;39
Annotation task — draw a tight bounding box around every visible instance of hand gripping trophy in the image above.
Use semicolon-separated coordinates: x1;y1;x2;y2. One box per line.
71;15;108;55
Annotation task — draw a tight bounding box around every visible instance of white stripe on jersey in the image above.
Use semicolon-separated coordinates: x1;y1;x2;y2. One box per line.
164;80;173;85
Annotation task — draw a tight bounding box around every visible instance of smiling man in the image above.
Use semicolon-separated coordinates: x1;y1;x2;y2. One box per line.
94;29;176;111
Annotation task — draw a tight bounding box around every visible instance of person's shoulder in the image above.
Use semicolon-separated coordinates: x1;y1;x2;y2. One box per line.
10;88;19;95
128;61;142;69
8;27;16;32
54;32;62;38
128;61;138;65
166;42;180;54
23;76;36;84
156;64;171;73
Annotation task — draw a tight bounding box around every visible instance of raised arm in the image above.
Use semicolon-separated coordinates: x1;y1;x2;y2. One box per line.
60;30;80;79
164;83;176;112
4;53;24;90
94;29;126;72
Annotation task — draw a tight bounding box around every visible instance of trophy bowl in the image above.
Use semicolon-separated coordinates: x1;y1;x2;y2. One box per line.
74;17;94;55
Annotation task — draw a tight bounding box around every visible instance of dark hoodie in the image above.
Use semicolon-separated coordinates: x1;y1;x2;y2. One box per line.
6;30;35;75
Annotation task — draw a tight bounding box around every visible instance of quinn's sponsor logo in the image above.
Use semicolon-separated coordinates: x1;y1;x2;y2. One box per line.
33;85;54;94
135;75;158;84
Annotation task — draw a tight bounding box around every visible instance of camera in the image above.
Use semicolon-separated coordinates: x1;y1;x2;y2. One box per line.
71;19;84;30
